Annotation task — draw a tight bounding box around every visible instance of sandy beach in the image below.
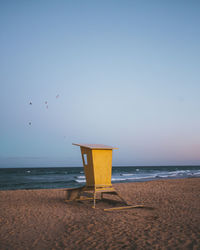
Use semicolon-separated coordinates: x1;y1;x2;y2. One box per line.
0;178;200;249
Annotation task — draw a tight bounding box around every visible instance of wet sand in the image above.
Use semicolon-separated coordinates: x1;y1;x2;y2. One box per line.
0;178;200;249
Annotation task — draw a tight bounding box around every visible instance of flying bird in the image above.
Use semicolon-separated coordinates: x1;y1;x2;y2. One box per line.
29;102;32;105
29;122;32;125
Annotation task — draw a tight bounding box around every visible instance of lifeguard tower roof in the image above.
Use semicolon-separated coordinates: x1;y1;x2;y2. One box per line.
72;143;117;149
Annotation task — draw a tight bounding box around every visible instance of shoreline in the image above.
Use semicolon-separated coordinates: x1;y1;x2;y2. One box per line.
0;175;199;191
1;165;200;191
0;178;200;249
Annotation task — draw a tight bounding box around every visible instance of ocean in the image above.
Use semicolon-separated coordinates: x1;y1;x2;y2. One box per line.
0;165;200;191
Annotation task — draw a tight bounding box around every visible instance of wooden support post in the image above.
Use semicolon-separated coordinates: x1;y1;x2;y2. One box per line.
104;205;145;211
93;192;96;208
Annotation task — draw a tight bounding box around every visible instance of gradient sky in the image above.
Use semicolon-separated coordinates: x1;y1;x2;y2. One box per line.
0;0;200;167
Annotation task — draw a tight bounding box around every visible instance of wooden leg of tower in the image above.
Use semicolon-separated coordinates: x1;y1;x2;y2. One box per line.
93;192;96;208
116;192;129;205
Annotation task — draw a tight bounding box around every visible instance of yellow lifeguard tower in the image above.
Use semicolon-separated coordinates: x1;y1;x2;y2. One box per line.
65;143;128;209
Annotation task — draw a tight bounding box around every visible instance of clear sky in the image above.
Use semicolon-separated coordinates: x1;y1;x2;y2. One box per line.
0;0;200;167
